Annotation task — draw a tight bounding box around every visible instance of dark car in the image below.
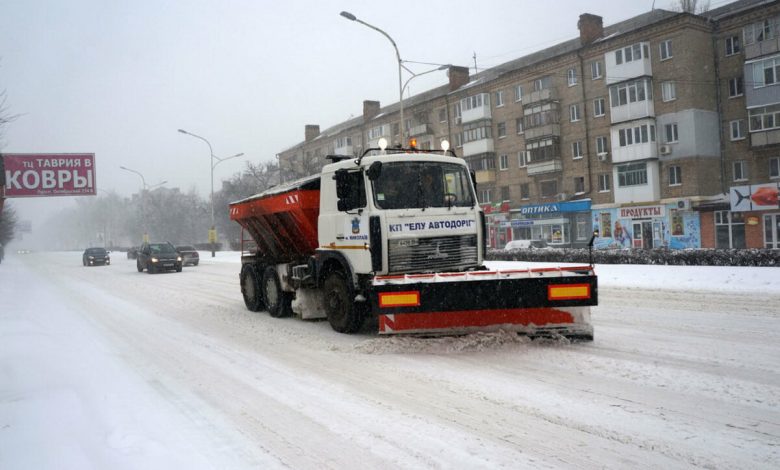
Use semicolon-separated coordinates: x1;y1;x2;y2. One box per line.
83;247;110;266
175;245;199;266
136;242;183;273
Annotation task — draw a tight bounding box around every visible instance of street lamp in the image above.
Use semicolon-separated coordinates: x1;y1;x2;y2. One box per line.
177;128;243;257
340;11;406;145
119;165;167;243
402;63;450;99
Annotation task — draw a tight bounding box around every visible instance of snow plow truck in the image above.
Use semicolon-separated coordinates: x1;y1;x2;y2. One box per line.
229;139;597;338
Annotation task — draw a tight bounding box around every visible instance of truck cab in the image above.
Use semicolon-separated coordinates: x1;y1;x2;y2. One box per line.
317;143;484;281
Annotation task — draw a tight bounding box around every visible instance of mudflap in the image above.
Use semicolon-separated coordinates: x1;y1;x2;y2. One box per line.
370;267;597;338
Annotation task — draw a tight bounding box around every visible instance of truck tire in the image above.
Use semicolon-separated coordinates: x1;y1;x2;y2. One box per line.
262;266;292;318
137;259;144;272
240;265;264;312
323;271;363;333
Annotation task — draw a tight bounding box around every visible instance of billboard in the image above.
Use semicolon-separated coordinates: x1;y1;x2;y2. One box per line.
730;183;779;212
1;153;96;197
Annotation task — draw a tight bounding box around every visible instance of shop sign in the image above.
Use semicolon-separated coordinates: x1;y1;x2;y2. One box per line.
730;183;779;212
619;204;664;218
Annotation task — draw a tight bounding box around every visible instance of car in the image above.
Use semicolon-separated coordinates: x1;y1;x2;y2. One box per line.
83;247;110;266
127;246;139;259
175;245;199;266
503;239;549;251
136;242;183;274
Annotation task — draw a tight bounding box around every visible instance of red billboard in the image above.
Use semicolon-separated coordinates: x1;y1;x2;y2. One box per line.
1;153;96;197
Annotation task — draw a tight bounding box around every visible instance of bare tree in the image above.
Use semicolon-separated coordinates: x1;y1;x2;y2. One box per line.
675;0;710;13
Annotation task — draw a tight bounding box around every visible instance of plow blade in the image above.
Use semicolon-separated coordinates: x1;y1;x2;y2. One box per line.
370;266;597;338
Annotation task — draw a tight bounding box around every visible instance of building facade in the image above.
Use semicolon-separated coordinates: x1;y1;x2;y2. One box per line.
278;0;780;250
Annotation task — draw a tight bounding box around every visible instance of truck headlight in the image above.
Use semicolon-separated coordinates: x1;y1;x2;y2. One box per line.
151;257;159;263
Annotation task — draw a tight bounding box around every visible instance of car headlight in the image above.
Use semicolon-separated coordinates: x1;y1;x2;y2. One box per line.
151;257;159;263
177;256;182;262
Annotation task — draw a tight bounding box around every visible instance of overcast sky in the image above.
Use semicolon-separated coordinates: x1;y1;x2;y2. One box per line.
1;0;736;229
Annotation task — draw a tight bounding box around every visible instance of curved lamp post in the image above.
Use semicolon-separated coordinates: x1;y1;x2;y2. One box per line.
340;11;406;145
119;165;167;243
177;128;243;257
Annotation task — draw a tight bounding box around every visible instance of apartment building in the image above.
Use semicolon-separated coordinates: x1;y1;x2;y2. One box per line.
278;0;780;250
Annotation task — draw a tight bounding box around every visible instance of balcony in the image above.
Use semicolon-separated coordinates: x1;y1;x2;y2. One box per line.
611;142;658;164
524;123;561;141
462;104;491;124
462;138;494;157
745;36;780;60
610;99;654;124
605;42;652;85
524;88;555;106
751;128;780;147
475;169;496;183
334;144;353;155
527;158;563;176
408;123;432;138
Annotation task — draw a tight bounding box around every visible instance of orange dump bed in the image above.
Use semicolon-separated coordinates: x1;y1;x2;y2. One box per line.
229;176;320;263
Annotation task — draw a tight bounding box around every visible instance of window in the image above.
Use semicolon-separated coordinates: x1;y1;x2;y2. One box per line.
533;76;551;91
618;124;655;147
609;78;652;107
453;102;462;123
499;154;509;170
368;125;387;140
515;118;524;134
749;104;780;131
730;120;745;140
497;121;507;138
520;183;530;199
661;81;676;102
495;90;504;107
454;133;463;147
614;42;649;65
596;136;608;154
659;40;673;60
570;104;580;122
500;186;510;201
733;160;747;181
335;136;352;148
669;165;682;186
725;36;741;56
567;68;578;86
540;180;557;198
617;162;648;187
523;103;560;129
715;211;746;248
771;157;780;178
479;189;492;204
514;84;523;102
598;173;611;192
461;93;490;111
572;141;583;159
517;151;528;168
752;55;780;88
574;176;585;194
527;138;559;162
593;97;605;117
462;122;493;143
729;76;744;97
591;61;602;79
665;123;679;143
743;16;780;45
438;108;447;123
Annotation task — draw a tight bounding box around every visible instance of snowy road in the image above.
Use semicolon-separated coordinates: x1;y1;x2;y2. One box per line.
2;252;779;469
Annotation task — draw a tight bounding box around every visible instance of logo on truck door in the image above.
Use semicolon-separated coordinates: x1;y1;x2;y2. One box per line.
345;217;368;240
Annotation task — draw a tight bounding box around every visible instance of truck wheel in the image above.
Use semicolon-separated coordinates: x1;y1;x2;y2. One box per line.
262;267;292;318
137;259;143;272
323;272;363;333
240;265;264;312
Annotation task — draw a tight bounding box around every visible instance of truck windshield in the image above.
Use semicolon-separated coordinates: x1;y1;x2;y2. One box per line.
372;162;475;210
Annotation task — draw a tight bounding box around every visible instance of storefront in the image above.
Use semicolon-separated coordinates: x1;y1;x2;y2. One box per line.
592;202;701;249
502;199;593;248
